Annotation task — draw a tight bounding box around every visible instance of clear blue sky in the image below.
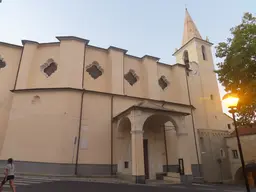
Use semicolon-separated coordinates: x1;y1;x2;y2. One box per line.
0;0;255;114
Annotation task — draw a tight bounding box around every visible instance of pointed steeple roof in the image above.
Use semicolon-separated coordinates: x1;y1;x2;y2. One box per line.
182;8;202;46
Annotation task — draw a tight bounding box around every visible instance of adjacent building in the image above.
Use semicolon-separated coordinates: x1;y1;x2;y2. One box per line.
0;9;233;183
226;124;256;187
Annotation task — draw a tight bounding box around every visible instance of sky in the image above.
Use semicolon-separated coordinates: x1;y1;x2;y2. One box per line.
0;0;255;114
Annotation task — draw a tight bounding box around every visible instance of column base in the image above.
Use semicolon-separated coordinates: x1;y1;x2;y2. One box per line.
134;175;146;184
180;174;193;184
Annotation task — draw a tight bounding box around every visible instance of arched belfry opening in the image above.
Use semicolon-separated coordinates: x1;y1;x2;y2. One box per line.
183;50;190;76
201;45;206;60
183;50;189;65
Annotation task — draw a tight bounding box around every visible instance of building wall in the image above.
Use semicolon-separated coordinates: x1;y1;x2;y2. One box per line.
1;91;81;164
0;44;22;153
199;130;232;183
16;40;85;90
226;134;256;181
0;36;231;179
83;46;190;105
77;92;112;167
1;37;191;104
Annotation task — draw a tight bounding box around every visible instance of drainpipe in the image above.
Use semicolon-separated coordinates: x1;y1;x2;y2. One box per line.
75;42;87;175
13;47;24;90
185;66;202;178
110;95;114;175
163;125;169;172
75;91;85;175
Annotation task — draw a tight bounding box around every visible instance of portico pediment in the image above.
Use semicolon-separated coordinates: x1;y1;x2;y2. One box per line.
113;100;190;122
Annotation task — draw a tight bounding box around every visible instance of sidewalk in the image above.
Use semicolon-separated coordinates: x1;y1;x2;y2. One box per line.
1;171;255;190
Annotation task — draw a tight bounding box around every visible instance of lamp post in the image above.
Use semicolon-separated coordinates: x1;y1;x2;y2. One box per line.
222;93;250;192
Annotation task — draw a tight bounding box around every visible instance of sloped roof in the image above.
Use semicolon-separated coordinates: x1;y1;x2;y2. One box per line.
182;8;202;46
229;124;256;137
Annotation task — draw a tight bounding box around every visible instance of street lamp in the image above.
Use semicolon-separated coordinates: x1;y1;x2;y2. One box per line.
222;93;251;192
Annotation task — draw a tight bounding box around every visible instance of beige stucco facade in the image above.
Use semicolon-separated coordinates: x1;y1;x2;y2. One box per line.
0;10;234;183
226;133;256;187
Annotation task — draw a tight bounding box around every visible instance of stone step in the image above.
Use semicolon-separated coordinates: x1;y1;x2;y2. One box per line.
192;177;204;183
163;176;181;183
167;172;180;177
163;172;181;184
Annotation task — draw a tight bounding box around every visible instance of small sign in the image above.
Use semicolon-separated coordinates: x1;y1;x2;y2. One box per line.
80;139;88;149
178;158;184;175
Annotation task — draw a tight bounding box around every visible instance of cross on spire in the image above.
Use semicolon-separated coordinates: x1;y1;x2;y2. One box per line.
182;9;202;46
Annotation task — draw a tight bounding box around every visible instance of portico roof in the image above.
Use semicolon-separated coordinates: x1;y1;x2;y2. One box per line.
113;101;191;121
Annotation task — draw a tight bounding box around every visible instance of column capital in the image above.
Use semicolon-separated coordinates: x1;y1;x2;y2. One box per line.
130;130;144;135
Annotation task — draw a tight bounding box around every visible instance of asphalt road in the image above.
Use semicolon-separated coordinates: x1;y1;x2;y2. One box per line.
15;181;255;192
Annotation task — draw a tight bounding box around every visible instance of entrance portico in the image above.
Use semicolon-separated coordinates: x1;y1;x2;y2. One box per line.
113;101;193;184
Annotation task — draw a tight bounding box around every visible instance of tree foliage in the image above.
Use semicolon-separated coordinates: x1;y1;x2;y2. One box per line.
215;12;256;125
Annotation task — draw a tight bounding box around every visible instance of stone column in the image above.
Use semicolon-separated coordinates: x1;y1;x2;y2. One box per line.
177;133;193;183
128;110;149;184
175;116;193;184
130;130;145;183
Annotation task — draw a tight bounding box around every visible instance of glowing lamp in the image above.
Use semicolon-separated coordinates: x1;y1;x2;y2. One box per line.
222;93;239;108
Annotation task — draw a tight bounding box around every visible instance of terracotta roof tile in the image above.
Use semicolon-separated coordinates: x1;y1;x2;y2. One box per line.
230;124;256;137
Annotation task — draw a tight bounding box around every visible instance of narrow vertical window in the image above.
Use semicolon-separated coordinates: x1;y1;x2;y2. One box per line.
232;150;239;159
202;45;206;60
220;148;225;158
124;161;129;168
183;50;189;65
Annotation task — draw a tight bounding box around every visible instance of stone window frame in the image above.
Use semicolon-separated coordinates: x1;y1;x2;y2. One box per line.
86;61;104;79
158;75;170;90
124;161;129;169
0;55;6;69
124;69;139;86
40;58;58;78
232;149;239;159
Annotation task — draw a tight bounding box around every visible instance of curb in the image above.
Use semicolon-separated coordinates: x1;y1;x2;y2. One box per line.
15;172;117;179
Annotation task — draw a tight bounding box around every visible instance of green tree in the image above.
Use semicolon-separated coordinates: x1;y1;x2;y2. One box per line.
215;12;256;125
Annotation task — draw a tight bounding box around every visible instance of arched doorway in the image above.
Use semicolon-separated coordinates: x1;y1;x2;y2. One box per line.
142;114;178;179
115;117;132;177
234;163;256;187
234;167;244;184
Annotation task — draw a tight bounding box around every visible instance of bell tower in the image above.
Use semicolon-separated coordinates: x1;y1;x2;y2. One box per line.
173;9;234;183
173;8;227;131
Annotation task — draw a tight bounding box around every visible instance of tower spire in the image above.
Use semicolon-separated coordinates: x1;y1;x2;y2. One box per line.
182;9;202;46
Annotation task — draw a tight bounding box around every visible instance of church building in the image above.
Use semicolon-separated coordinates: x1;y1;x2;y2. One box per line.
0;9;233;184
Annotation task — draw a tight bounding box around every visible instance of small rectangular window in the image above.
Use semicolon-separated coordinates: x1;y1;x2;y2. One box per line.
124;161;129;168
232;150;239;159
210;94;214;100
220;149;225;158
227;124;231;129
